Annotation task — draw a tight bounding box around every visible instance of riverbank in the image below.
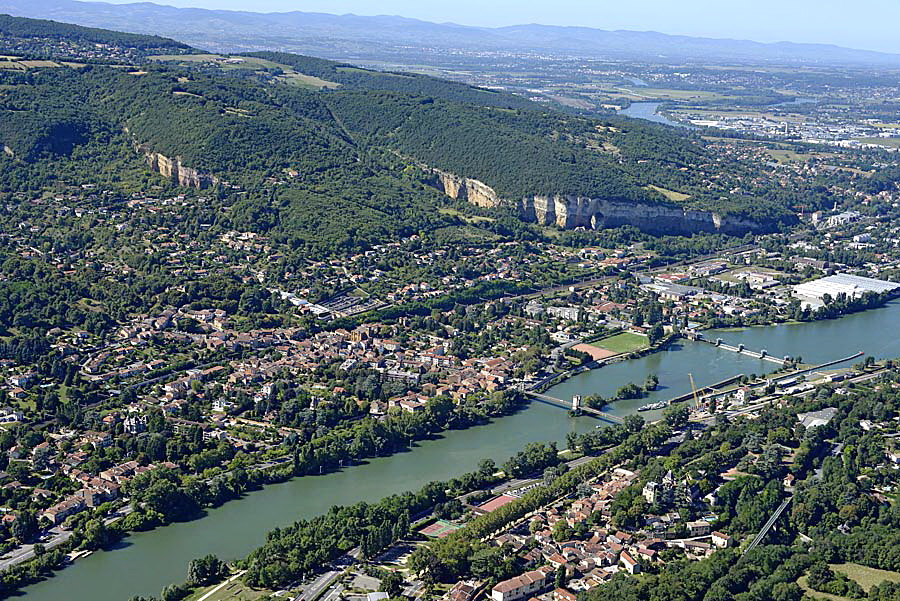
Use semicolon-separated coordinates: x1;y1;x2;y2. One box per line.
0;394;533;596
619;101;698;129
19;301;900;601
546;300;900;422
18;400;603;601
536;332;670;395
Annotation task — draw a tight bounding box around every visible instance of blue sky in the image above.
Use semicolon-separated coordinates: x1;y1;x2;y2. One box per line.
103;0;900;53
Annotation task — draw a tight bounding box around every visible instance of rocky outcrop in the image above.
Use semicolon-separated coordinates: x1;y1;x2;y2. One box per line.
519;195;762;235
130;135;216;189
2;145;13;158
429;167;765;235
143;150;217;189
430;169;503;208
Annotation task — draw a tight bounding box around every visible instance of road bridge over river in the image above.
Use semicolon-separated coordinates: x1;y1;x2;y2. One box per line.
525;392;625;424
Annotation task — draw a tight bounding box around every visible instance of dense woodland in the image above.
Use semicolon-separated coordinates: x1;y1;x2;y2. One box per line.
0;32;801;252
243;51;539;110
0;15;190;52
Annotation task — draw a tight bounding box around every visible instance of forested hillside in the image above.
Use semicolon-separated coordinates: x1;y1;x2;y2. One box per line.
327;90;795;223
0;61;463;255
243;51;537;110
0;14;190;51
0;15;799;249
328;91;665;203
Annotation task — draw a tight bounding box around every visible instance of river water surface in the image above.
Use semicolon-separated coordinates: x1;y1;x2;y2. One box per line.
22;301;900;600
619;101;697;129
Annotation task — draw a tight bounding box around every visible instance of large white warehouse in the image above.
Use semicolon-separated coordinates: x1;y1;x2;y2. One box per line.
793;273;900;305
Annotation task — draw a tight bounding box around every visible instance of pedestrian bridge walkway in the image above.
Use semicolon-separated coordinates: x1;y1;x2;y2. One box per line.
526;392;625;424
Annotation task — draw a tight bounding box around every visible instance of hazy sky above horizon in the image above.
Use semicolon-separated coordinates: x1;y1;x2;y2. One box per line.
101;0;900;53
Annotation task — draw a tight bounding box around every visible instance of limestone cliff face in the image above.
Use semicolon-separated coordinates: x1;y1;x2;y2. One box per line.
519;195;761;234
430;168;764;235
431;170;503;208
144;150;217;189
129;134;216;189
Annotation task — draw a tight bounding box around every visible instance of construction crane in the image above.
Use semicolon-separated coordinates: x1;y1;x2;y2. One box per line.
689;373;700;409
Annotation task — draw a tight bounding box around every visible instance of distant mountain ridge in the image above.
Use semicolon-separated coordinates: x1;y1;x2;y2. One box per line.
1;0;899;66
0;12;190;51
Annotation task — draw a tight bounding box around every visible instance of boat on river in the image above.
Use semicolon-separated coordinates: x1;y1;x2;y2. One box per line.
638;401;669;412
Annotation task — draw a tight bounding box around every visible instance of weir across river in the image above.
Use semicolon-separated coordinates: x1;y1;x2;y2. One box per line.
693;333;788;365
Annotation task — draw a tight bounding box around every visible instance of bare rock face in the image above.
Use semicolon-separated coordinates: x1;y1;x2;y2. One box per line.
144;151;216;189
431;170;503;208
2;145;13;158
520;195;761;234
430;167;764;235
129;134;216;189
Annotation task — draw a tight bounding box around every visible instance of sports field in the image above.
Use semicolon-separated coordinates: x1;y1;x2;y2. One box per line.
590;332;649;355
418;519;461;538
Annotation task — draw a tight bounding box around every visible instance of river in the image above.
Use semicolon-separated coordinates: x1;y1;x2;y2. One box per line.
546;339;772;421
711;299;900;364
21;301;900;600
23;403;601;601
548;299;900;422
619;101;696;129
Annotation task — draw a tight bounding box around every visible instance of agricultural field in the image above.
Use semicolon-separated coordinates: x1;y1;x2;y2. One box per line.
799;563;900;600
764;148;816;164
604;87;731;102
337;65;410;78
855;137;900;149
0;57;64;70
149;53;340;89
277;72;341;89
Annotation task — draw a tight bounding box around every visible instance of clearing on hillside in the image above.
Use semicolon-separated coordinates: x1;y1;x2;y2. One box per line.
648;185;691;202
149;53;340;89
832;563;900;592
798;563;900;601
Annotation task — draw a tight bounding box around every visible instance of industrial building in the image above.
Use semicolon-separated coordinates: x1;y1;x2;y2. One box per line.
793;273;900;307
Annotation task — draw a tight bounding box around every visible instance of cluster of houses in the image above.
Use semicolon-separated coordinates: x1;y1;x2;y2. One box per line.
450;468;736;601
40;460;173;527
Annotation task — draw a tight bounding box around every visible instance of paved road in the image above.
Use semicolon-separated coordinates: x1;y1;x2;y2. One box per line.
293;547;360;601
695;367;887;425
491;452;603;495
319;582;345;601
0;504;133;573
297;570;341;601
403;580;424;598
0;527;72;572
